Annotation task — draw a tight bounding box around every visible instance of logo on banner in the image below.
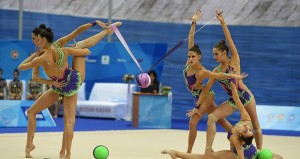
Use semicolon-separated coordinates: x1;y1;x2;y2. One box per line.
288;114;295;122
10;50;19;59
278;114;285;121
21;106;46;121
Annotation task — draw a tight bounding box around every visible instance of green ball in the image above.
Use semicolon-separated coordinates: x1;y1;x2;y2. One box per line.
93;145;109;159
257;149;273;159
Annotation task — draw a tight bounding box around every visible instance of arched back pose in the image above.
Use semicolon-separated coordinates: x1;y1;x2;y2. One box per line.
183;10;246;153
161;80;283;159
196;10;262;153
19;27;92;159
29;21;121;158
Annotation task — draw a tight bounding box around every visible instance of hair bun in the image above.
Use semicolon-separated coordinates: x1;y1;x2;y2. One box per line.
39;24;46;29
219;40;226;44
194;44;199;49
45;27;52;32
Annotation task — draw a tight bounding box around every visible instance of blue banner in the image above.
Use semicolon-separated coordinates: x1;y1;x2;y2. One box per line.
0;100;56;127
257;105;300;131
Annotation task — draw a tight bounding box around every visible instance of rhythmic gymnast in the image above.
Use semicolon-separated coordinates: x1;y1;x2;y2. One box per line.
162;80;283;159
30;21;121;158
20;21;121;159
194;10;263;153
183;10;247;153
19;27;90;159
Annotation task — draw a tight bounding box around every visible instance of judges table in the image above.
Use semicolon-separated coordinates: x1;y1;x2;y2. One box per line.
132;92;172;128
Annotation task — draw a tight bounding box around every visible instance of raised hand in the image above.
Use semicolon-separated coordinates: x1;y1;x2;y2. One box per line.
190;10;202;22
216;9;224;23
231;72;248;80
35;49;45;57
52;78;67;88
186;108;201;117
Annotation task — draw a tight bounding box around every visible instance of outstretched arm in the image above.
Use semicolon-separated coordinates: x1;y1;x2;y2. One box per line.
200;69;247;80
186;10;202;66
216;10;240;69
230;81;251;121
56;20;108;47
18;54;43;71
188;10;202;49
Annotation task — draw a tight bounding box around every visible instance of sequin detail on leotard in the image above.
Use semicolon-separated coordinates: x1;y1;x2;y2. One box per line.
216;65;252;108
50;42;81;97
50;68;81;97
53;42;65;70
183;65;214;106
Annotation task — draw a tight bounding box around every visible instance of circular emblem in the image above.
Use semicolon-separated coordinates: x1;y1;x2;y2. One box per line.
288;114;295;121
11;50;19;59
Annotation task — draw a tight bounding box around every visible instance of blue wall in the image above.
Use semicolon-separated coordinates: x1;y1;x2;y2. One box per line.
0;40;167;99
1;9;300;121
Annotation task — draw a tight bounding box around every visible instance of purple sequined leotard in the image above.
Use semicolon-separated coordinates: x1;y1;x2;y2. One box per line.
183;65;214;107
49;42;82;97
217;65;252;108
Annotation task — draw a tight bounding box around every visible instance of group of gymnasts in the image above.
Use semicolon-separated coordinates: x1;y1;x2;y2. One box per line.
18;8;283;159
161;10;283;159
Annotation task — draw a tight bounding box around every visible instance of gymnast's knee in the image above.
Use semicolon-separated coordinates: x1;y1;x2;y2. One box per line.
189;118;198;128
207;114;218;125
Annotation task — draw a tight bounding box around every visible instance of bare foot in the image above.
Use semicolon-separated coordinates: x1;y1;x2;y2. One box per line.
25;145;35;158
63;153;71;159
107;22;122;34
190;10;202;22
59;152;65;159
161;149;177;159
205;147;214;154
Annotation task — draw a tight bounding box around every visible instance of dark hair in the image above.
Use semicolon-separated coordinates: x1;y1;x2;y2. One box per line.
39;27;54;43
32;24;46;36
188;44;202;55
147;70;158;83
13;69;19;75
240;135;254;145
214;40;229;56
